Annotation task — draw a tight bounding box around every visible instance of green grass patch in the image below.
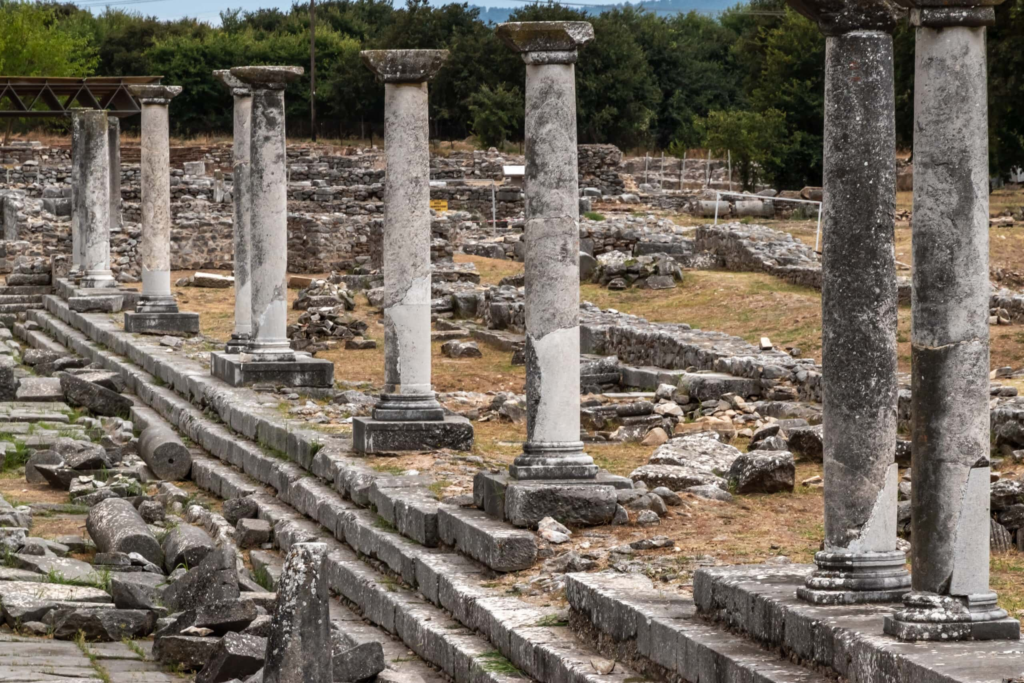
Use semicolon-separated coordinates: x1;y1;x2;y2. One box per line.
252;564;274;591
427;479;452;500
371;464;404;476
583;211;605;221
533;614;567;627
373;516;398;534
477;651;523;676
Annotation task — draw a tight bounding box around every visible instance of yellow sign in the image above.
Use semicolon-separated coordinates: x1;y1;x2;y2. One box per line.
430;199;448;212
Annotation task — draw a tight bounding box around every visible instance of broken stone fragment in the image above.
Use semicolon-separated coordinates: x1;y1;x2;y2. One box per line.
162;523;216;573
52;607;155;641
726;451;795;494
138;423;192;481
162;547;240;613
262;542;332;683
195;632;266;683
86;498;164;567
59;372;133;418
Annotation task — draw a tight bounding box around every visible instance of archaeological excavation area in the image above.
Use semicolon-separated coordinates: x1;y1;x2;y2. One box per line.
1;9;1024;683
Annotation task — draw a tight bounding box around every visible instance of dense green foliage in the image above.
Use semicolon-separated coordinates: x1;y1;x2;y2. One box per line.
4;0;1024;187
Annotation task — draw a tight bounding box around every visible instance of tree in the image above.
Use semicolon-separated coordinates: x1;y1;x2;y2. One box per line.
0;2;96;77
695;108;787;190
467;83;522;148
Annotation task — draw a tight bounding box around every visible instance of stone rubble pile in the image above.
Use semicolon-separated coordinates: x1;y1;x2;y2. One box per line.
591;251;685;290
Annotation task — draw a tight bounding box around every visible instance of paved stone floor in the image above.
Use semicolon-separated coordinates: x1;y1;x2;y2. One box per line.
0;636;175;682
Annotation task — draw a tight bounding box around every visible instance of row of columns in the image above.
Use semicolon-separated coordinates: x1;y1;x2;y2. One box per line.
790;0;1018;641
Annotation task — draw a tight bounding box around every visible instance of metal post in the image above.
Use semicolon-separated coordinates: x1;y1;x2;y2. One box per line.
728;150;732;191
644;154;649;185
680;152;686;190
492;182;496;229
714;191;720;225
705;148;711;188
660;152;664;189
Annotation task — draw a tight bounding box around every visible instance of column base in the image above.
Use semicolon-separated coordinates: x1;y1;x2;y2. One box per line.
509;441;598;480
135;295;179;314
372;393;445;422
124;311;200;336
473;471;633;527
225;333;251;354
352;415;473;453
883;592;1020;642
797;550;911;605
210;351;334;388
80;272;117;289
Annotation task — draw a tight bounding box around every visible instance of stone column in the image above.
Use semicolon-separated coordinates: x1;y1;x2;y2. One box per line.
69;111;84;275
884;0;1019;642
129;85;182;312
361;50;448;422
499;22;597;480
214;70;254;353
77;109;115;289
786;0;911;605
108;117;121;236
229;66;303;362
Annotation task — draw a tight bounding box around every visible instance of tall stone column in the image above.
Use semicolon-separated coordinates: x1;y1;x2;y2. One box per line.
214;70;253;353
230;66;300;362
884;0;1019;642
351;50;473;453
69;111;84;276
108;117;121;236
500;22;596;480
77;109;115;289
124;85;199;336
786;0;911;605
211;66;334;388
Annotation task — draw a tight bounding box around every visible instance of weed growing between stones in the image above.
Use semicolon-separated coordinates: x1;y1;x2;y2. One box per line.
477;651;523;676
75;631;112;683
252;563;274;591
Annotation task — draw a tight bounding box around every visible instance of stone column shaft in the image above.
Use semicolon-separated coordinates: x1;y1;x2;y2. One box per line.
70;112;84;273
884;3;1019;641
499;22;597;480
108;117;121;236
78;110;115;288
131;86;182;313
231;66;304;362
215;70;254;353
231;91;253;348
795;17;910;604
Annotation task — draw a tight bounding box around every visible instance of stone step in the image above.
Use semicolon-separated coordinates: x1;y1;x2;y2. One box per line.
693;565;1024;683
0;286;51;297
0;295;43;305
0;303;42;313
566;572;830;683
28;302;651;683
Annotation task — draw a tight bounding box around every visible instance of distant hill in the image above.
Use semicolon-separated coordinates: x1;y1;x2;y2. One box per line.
475;0;743;24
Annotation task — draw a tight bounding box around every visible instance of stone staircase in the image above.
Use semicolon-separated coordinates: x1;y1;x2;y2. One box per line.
20;294;1004;683
0;282;49;322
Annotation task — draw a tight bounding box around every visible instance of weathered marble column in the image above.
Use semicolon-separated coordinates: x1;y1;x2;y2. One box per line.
69;111;84;275
214;70;253;353
362;50;447;422
77;109;115;289
130;85;181;312
230;66;302;362
350;50;474;453
787;0;911;605
884;0;1019;642
499;22;597;480
108;117;121;236
123;85;200;336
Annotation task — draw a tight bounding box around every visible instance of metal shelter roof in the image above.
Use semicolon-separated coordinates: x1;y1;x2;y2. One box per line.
0;76;163;118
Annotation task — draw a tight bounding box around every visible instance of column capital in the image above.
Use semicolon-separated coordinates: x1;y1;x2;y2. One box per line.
897;0;1003;26
128;84;182;106
496;22;594;64
230;65;303;91
360;50;448;83
213;69;252;97
788;0;903;35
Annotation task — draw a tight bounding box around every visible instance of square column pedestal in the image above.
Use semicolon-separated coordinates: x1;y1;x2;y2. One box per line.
210;351;334;388
124;311;199;336
352;414;474;453
473;471;633;528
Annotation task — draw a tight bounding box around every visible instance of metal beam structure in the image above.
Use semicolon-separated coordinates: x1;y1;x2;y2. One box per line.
0;76;163;118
